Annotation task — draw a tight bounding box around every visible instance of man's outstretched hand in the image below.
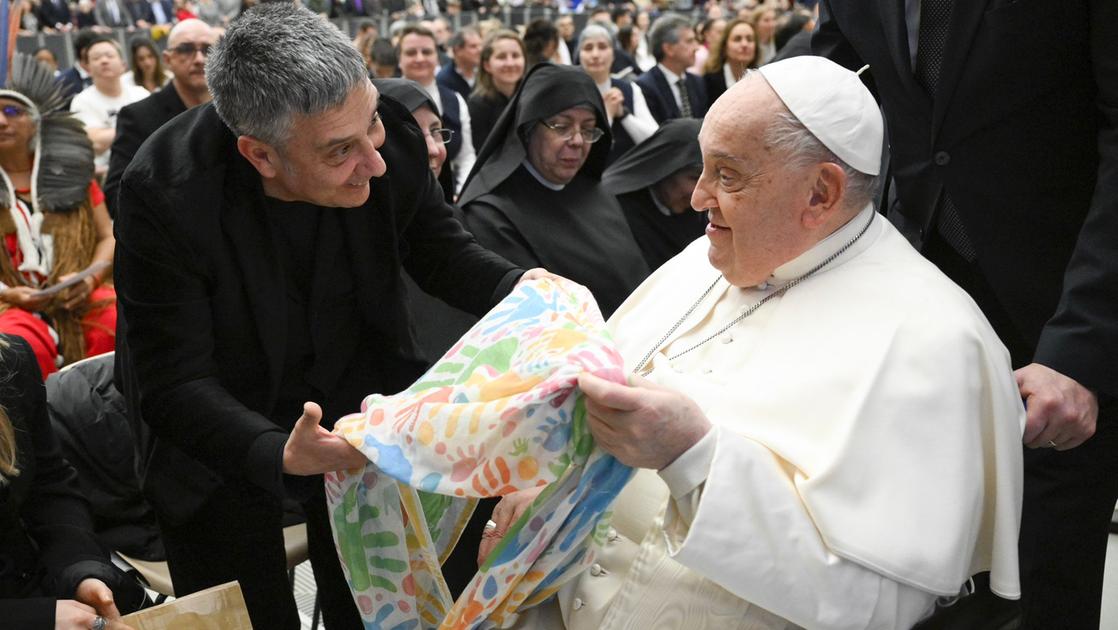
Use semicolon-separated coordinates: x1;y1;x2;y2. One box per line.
282;402;368;475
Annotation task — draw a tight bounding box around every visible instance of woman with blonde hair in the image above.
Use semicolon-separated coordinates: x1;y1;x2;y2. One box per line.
467;29;525;150
702;17;758;103
751;5;778;65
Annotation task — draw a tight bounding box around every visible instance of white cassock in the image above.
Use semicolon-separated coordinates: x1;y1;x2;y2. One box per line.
510;206;1024;629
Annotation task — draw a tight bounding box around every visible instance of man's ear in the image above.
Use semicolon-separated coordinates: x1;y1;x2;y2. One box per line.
236;135;281;179
802;162;847;229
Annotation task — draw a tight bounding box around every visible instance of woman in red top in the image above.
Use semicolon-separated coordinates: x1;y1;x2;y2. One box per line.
0;55;116;378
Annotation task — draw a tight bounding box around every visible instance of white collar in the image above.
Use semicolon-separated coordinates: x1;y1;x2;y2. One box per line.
722;62;741;90
658;63;684;84
522;160;566;191
419;79;443;112
764;204;877;289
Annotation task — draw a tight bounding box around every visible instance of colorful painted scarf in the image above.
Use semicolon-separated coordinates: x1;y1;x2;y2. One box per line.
326;278;633;629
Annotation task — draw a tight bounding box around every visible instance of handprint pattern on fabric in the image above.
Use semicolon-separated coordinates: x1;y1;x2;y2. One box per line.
326;278;633;630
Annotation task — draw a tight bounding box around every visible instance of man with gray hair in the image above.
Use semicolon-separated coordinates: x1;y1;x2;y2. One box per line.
484;56;1025;629
636;13;708;123
438;25;482;102
113;4;542;628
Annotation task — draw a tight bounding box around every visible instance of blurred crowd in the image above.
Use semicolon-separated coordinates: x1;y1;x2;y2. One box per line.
2;0;1114;628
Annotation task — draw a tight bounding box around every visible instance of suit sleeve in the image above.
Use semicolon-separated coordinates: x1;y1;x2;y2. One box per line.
635;77;666;124
103;103;143;219
402;168;523;317
1033;0;1118;399
114;175;289;496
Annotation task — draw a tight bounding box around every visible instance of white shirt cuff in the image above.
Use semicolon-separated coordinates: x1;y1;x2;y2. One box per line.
658;426;717;499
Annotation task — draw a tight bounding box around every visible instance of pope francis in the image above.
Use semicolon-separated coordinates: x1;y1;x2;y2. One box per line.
482;56;1026;629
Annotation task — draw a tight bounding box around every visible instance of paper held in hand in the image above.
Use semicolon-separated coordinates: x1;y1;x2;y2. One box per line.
119;581;253;630
28;260;110;299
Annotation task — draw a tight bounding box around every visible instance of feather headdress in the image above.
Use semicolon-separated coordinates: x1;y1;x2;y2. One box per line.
0;53;95;213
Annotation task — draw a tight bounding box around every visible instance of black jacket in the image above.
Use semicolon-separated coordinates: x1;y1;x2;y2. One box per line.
104;83;189;218
36;0;72;29
0;336;145;629
635;65;708;123
436;63;472;103
47;355;164;561
114;96;522;524
813;0;1118;398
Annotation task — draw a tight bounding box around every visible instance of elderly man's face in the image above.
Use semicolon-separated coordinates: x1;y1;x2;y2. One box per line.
264;81;388;208
164;20;215;94
527;106;597;186
691;76;817;287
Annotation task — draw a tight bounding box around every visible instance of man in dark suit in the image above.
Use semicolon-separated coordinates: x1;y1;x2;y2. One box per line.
133;0;174;25
93;0;134;28
636;13;708;123
36;0;73;30
105;18;215;217
114;5;538;630
814;2;1118;628
437;25;481;102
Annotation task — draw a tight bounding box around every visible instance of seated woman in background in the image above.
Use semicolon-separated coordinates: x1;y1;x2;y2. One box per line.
467;29;525;151
121;38;169;93
0;334;146;629
577;23;658;166
0;55;117;379
458;63;649;318
703;17;758;103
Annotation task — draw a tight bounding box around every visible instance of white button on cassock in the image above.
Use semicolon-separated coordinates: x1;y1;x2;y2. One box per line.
590;563;604;576
573;597;584;610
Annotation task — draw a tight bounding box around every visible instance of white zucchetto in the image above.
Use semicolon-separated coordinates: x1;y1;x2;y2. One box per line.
758;56;884;176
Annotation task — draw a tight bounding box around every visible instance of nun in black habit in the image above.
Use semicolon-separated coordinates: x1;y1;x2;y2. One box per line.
458;63;649;318
373;79;480;371
373;78;456;203
601;118;709;271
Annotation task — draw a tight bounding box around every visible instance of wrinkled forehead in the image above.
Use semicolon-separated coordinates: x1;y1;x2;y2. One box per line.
700;75;777;159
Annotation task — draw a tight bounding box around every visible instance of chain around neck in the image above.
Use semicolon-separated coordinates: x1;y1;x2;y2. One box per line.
632;210;876;376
